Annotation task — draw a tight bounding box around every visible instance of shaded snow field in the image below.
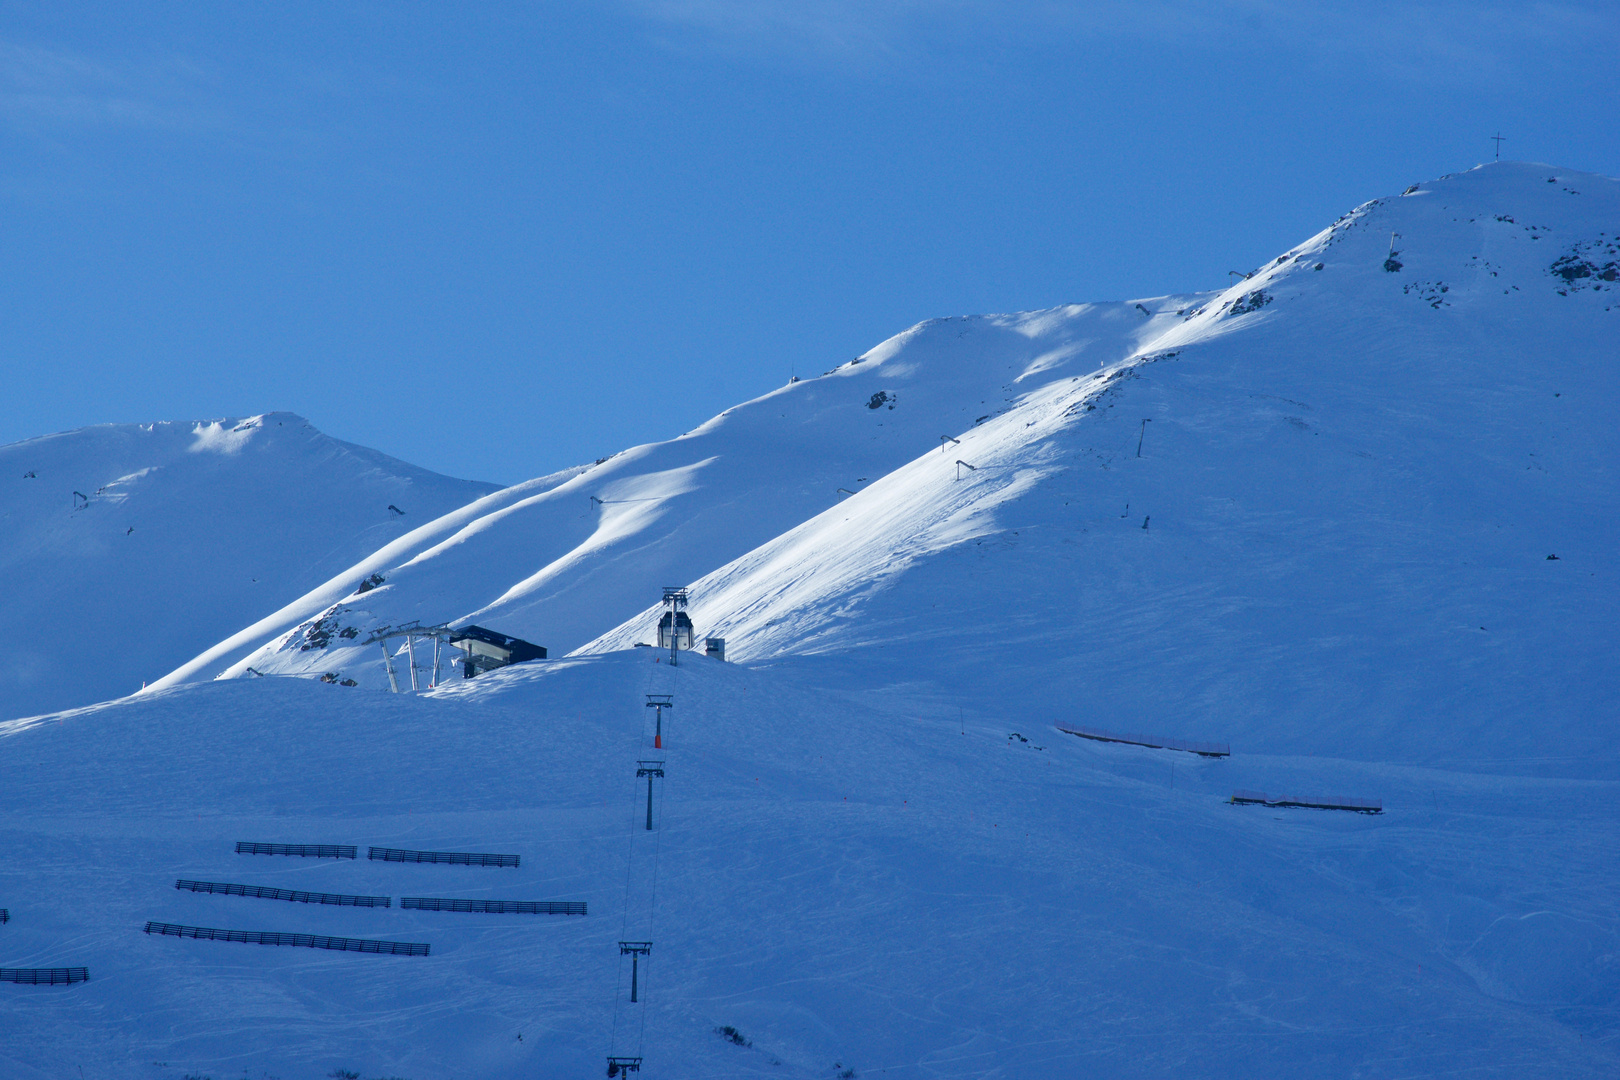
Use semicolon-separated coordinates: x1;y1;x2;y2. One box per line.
2;652;1617;1079
1;162;1617;1076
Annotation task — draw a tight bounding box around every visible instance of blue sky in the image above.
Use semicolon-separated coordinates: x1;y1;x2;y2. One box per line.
3;1;1616;484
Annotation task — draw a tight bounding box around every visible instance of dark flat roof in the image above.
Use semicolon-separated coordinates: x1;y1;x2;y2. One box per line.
449;624;545;661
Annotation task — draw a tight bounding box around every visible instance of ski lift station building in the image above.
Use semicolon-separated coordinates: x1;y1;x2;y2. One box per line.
449;625;546;677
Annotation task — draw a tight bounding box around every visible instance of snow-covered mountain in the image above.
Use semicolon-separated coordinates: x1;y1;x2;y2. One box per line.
3;163;1617;1080
149;295;1206;691
0;413;499;719
590;161;1620;765
172;162;1617;767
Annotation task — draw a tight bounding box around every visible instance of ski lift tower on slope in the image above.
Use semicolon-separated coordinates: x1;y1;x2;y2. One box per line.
657;587;693;666
365;622;453;693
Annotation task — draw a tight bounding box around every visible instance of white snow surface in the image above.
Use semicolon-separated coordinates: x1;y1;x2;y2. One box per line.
3;163;1618;1078
158;291;1202;693
0;413;500;720
586;161;1620;766
2;652;1616;1078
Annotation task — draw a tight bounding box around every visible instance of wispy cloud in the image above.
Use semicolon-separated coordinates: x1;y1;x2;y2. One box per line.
627;0;1617;81
633;0;935;61
0;37;224;131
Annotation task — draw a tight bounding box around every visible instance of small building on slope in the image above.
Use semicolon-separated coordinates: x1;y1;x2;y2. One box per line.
449;625;546;678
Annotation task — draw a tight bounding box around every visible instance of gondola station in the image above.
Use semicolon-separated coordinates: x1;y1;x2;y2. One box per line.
448;625;546;678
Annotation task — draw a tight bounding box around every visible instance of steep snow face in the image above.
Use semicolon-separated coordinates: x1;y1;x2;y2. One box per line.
0;414;500;719
585;163;1619;766
165;298;1205;689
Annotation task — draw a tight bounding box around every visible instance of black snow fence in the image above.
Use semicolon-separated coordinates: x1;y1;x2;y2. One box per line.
400;897;585;915
1;967;88;985
1054;721;1229;758
369;846;519;867
143;921;429;956
176;880;391;907
236;842;357;859
1231;790;1382;814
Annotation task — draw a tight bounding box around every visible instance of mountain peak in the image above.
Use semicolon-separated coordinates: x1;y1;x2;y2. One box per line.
0;413;498;720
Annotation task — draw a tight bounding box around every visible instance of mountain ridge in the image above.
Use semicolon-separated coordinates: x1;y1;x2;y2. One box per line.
154;162;1620;769
0;411;501;719
149;294;1209;693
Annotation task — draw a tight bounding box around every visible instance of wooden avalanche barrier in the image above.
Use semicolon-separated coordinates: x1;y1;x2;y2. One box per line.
400;897;585;915
144;921;428;955
1;967;88;984
1231;790;1382;814
1054;721;1229;757
236;842;357;859
369;846;519;867
176;879;390;907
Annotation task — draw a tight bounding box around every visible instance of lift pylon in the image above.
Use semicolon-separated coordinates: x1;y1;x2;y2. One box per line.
645;694;672;749
636;761;665;831
618;941;652;1002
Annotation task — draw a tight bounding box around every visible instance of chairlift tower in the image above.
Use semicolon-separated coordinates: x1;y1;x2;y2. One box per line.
646;694;672;749
661;587;689;666
368;623;452;693
636;760;665;831
618;941;652;1002
606;1057;642;1077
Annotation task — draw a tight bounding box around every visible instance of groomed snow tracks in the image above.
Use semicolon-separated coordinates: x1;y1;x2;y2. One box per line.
236;841;356;859
144;921;429;955
2;967;88;984
176;879;391;907
0;911;91;985
369;846;519;867
1231;790;1382;814
400;897;585;915
1054;722;1230;758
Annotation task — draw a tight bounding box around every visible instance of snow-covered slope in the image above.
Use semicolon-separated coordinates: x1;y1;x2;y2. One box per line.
3;162;1618;1080
147;163;1615;768
153;298;1204;690
0;414;500;719
585;162;1619;766
1;650;1615;1079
